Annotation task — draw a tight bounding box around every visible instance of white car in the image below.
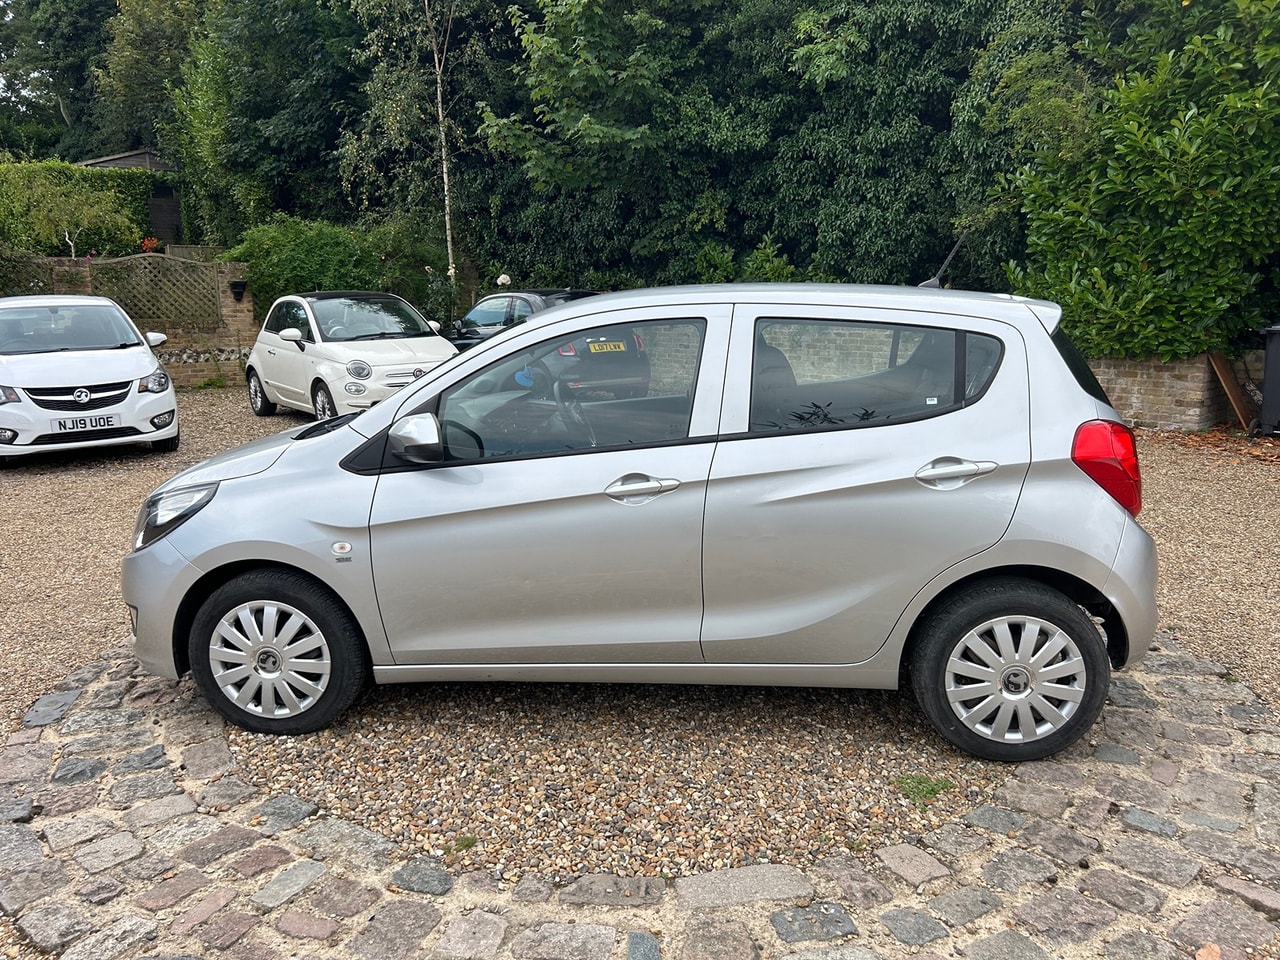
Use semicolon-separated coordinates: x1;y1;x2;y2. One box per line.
0;294;179;464
245;291;458;419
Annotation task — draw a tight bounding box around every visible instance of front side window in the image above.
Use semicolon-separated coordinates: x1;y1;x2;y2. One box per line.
437;318;705;460
749;319;1001;432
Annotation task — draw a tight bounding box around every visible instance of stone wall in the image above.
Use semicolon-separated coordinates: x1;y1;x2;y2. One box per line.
1089;352;1264;431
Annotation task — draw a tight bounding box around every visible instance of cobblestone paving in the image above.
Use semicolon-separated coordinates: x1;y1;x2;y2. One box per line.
2;635;1279;960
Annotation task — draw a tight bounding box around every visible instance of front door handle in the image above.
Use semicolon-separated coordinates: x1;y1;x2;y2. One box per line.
605;474;681;504
915;458;998;488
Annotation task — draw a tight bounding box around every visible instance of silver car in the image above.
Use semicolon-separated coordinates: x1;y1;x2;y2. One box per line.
123;284;1157;762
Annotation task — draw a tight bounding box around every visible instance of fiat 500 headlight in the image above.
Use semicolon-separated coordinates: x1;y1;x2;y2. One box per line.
346;360;372;380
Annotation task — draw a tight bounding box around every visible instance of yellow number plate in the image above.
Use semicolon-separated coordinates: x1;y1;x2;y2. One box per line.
589;341;626;353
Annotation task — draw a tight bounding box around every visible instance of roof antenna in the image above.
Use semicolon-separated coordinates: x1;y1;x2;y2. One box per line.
918;230;969;288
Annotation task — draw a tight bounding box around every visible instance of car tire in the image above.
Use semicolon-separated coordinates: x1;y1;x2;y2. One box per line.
312;382;337;421
910;578;1110;762
189;569;368;735
247;369;277;416
151;431;180;453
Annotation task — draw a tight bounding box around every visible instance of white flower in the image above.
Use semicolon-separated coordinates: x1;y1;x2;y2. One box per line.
497;273;511;286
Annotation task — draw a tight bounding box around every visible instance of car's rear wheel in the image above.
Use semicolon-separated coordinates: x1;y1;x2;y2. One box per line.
189;570;368;734
247;369;277;416
312;382;336;420
910;578;1109;762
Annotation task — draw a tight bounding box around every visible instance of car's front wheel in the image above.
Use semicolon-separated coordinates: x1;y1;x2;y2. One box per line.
151;431;180;453
247;369;277;416
312;382;337;420
910;578;1109;762
189;570;368;734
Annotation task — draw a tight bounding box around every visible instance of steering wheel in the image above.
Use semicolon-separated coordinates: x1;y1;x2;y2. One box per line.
553;379;596;447
326;326;347;340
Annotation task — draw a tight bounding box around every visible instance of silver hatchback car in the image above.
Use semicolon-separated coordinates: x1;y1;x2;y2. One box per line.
123;284;1157;762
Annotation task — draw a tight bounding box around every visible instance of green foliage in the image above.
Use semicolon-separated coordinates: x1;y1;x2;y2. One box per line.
95;0;201;151
1008;0;1280;360
223;214;454;321
162;0;365;243
0;0;118;157
0;161;152;256
478;0;669;191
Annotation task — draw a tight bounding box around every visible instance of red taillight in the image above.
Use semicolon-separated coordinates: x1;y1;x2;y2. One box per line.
633;333;645;351
558;343;578;357
1072;420;1142;516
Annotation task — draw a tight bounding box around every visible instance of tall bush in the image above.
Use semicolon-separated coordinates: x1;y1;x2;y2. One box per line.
1008;0;1280;359
222;214;453;320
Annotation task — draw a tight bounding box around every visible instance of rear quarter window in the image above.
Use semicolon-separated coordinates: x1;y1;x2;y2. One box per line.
1051;327;1112;405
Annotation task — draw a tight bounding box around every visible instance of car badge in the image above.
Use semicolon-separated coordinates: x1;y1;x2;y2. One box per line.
73;388;91;404
412;368;426;379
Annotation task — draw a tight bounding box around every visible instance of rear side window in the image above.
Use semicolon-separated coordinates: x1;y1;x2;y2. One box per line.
749;318;1002;433
1051;327;1111;405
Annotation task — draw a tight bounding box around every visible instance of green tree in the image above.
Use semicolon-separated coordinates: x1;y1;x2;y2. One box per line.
95;0;202;152
162;0;365;243
0;0;118;157
477;0;670;192
27;180;140;257
1008;0;1280;359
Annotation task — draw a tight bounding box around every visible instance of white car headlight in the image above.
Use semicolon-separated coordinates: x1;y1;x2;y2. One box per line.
346;360;372;380
137;367;171;394
133;483;218;550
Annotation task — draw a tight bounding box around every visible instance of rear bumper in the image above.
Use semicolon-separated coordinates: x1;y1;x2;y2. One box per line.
1104;519;1159;668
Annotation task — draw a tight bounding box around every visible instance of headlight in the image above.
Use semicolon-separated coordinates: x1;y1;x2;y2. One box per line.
133;483;218;550
0;385;19;405
137;368;171;394
346;360;372;380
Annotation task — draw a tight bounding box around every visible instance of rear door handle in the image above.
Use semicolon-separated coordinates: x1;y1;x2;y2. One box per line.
605;474;680;504
915;459;998;488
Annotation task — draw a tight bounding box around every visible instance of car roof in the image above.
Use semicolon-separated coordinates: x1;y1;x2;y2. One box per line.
509;283;1062;334
0;295;121;309
297;291;411;302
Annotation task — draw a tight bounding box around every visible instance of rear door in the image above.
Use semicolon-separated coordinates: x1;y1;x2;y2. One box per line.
701;303;1030;665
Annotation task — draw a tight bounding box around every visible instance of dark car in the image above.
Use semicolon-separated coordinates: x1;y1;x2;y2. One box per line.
451;289;598;351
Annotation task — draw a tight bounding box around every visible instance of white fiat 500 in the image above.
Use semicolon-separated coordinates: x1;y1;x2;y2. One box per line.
126;284;1158;762
0;294;179;463
245;291;458;419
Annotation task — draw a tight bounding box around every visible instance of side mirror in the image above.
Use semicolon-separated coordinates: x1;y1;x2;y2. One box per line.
427;320;442;334
279;328;303;342
388;413;443;463
145;332;167;348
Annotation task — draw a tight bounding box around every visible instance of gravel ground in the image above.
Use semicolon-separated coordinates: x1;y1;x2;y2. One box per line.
2;387;1278;886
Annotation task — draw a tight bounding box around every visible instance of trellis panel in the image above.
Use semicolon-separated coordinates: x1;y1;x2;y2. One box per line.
89;253;221;335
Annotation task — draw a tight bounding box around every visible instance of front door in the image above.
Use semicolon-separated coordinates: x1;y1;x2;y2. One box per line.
369;308;728;665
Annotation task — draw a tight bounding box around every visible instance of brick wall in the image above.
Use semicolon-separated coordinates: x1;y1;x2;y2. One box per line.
1089;353;1260;431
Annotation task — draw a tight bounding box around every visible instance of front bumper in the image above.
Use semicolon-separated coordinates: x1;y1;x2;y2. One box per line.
121;536;201;679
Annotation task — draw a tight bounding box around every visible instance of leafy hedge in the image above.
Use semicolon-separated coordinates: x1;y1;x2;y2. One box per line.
0;161;155;257
1008;0;1280;360
223;214;455;322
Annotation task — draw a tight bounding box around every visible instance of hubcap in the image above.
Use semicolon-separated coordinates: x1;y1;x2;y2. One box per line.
208;600;332;719
944;614;1087;745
